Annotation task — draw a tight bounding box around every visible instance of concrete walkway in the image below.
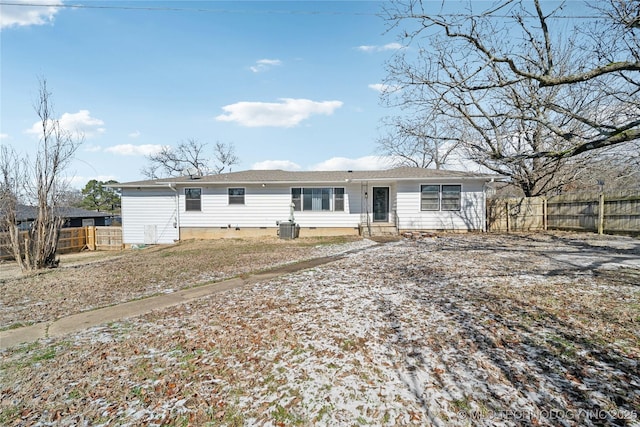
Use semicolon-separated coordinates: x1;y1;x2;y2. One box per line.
0;254;346;351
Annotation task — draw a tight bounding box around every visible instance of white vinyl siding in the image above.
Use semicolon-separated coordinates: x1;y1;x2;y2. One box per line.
396;181;485;231
120;188;179;244
178;184;360;228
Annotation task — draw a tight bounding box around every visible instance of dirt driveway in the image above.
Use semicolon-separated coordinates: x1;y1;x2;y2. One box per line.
1;232;639;426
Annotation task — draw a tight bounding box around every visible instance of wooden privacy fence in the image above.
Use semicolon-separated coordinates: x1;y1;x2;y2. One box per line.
86;226;124;251
487;191;640;235
0;226;123;260
487;197;547;232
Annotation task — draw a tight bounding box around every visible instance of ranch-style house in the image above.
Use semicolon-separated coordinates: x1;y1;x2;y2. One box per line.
111;167;499;244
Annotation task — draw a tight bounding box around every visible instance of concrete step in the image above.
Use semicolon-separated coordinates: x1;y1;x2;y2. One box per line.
360;223;398;237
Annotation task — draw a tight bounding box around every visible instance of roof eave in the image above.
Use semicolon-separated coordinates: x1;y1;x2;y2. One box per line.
111;173;505;188
351;175;500;182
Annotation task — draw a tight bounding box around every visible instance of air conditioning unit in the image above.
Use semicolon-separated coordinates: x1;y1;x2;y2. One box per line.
278;221;299;240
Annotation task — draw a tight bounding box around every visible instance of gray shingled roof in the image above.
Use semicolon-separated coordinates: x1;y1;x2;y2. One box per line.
115;167;500;187
15;205;112;221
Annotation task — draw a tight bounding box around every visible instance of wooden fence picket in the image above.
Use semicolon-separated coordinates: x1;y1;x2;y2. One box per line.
0;226;123;261
488;191;640;235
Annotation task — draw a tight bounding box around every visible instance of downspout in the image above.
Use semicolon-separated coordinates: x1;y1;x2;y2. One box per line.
365;183;371;237
167;184;180;241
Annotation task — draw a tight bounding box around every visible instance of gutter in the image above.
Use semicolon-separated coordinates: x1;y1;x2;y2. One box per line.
114;175;503;188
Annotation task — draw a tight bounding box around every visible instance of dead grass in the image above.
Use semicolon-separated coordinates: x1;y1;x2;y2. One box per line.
1;232;639;426
0;236;362;330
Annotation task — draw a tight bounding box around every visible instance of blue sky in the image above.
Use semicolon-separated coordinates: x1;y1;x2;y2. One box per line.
1;0;402;186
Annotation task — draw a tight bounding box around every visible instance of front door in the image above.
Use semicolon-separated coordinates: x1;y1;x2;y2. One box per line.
372;187;389;222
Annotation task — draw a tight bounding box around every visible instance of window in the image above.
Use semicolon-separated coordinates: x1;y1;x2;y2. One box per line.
334;188;344;211
420;185;440;211
292;188;302;211
291;187;345;212
185;188;201;211
304;188;330;211
228;188;245;205
442;185;461;211
420;184;461;211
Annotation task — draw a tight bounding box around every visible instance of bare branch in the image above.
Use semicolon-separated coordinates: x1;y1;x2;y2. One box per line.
142;139;239;178
381;0;639;195
212;141;239;174
407;1;640;87
377;113;460;170
2;79;82;271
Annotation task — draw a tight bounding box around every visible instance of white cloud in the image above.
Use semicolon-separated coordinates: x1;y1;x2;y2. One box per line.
309;155;393;171
83;144;102;153
0;133;9;139
216;98;343;128
250;58;282;73
104;144;165;156
128;130;141;138
251;160;302;170
0;0;62;29
357;45;376;53
356;42;403;53
59;110;105;137
26;110;105;138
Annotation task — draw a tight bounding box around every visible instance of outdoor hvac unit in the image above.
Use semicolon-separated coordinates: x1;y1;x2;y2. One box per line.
278;221;300;240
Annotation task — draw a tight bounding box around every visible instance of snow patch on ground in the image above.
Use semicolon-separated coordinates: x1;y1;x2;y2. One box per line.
1;234;639;426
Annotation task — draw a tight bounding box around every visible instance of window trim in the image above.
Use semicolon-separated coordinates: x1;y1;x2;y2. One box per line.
420;184;462;212
291;187;345;212
185;187;202;212
227;187;245;205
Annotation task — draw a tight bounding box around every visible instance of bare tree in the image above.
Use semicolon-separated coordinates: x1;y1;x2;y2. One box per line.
0;79;83;270
142;138;208;179
457;70;597;196
382;0;639;195
0;146;25;263
563;142;640;192
377;113;460;169
142;139;239;178
212;141;239;174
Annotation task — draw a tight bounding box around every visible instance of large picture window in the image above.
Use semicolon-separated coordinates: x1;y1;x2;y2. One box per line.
185;188;201;211
228;188;245;205
420;184;461;211
291;187;345;212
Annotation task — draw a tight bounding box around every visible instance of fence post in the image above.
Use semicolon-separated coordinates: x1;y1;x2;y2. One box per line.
543;197;548;231
505;200;510;233
598;193;605;235
86;226;96;250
